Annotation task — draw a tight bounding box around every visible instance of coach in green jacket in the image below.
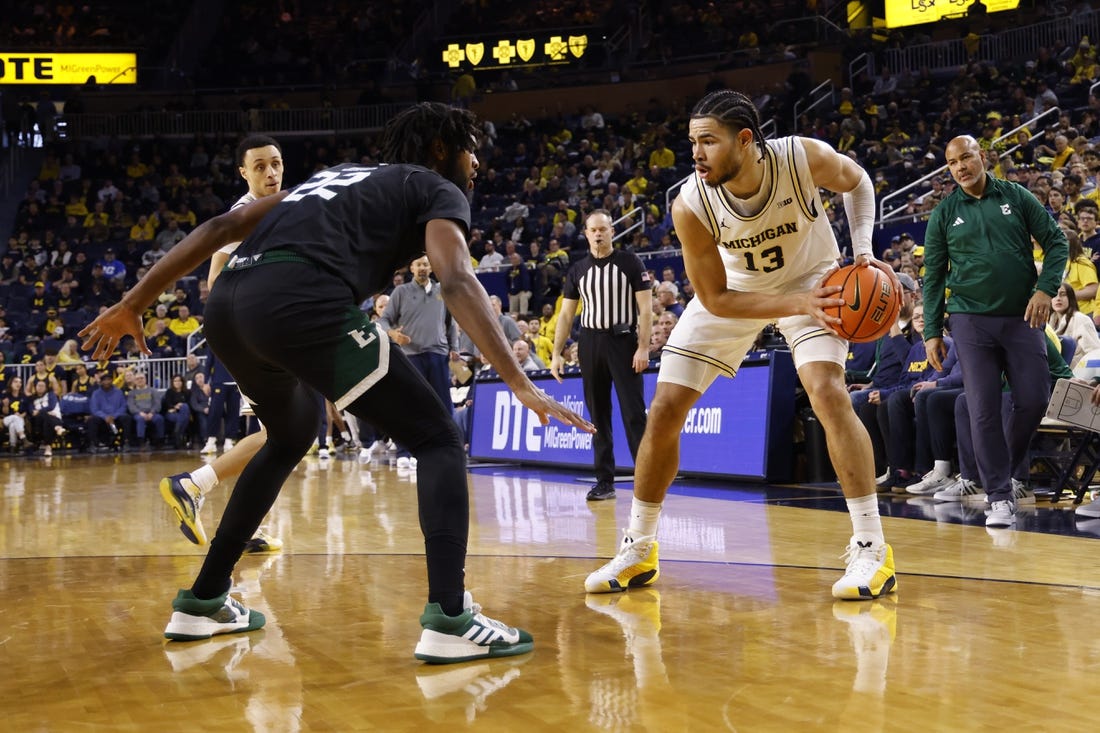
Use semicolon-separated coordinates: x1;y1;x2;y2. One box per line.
923;134;1068;530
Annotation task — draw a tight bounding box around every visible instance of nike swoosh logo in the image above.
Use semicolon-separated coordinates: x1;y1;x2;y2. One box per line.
848;276;862;312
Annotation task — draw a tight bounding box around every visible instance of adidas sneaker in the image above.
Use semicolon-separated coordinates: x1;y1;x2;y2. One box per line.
413;591;533;664
164;589;265;641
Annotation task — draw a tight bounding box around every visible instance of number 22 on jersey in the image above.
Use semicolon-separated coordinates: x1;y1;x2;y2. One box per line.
285;167;374;202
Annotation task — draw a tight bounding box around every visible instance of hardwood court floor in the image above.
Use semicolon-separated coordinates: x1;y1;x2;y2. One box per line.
2;452;1100;732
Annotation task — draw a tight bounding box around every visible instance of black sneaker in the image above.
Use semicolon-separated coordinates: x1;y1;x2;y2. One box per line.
586;481;616;501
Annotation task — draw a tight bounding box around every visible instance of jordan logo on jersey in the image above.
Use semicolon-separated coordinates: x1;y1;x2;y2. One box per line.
720;221;799;250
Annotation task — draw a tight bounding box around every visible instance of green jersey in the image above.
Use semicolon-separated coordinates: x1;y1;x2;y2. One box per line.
922;174;1068;340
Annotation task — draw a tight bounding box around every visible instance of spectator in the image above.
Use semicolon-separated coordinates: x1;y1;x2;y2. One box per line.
655;281;684;317
88;372;132;451
1063;230;1098;316
161;374;192;448
98;248;126;289
155;218;187;252
1050;282;1100;367
28;380;65;456
188;371;212;446
512;339;544;371
127;371;164;448
168;305;200;338
477;239;504;269
2;376;28;452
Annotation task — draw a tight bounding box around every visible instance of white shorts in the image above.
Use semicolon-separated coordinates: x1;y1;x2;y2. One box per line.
659;271;847;393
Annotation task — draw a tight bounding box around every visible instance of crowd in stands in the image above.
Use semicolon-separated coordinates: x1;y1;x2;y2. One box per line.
9;9;1100;476
0;1;188;50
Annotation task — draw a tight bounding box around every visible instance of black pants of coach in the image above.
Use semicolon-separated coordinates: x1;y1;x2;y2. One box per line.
196;261;468;615
578;327;648;483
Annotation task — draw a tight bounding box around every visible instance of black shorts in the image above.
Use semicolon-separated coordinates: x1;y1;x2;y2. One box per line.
204;260;389;411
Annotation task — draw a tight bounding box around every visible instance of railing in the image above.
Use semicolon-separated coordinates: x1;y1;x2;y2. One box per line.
7;355;207;391
767;14;847;45
884;35;994;73
59;103;411;139
612;205;644;246
877;106;1064;225
792;80;834;130
848;52;873;91
760;117;777;140
883;10;1100;73
0;142;21;195
666;173;691;216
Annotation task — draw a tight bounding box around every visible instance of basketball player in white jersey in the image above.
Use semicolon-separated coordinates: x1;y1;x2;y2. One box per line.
586;90;898;601
158;135;285;552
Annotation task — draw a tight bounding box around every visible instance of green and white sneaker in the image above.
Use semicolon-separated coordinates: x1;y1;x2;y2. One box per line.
164;589;265;641
414;591;533;664
159;473;207;545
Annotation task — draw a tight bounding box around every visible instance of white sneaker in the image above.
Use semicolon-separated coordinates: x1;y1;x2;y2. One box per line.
1010;478;1036;505
413;591;533;663
223;438;234;452
201;437;218;455
831;538;897;600
1075;496;1100;518
875;470;892;488
985;500;1017;528
906;470;955;496
359;445;373;461
584;532;660;593
370;440;387;454
396;456;417;470
318;448;331;460
164;590;265;641
933;478;987;503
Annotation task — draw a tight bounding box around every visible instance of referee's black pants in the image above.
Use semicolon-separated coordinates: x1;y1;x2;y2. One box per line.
578;328;648;483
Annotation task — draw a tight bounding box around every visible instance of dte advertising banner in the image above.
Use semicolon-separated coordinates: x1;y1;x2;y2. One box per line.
469;351;795;481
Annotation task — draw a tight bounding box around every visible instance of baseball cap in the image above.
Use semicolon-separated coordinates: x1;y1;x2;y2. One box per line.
896;272;918;292
912;246;925;256
34;281;44;287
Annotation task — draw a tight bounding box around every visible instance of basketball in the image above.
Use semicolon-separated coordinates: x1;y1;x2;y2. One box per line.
821;262;902;343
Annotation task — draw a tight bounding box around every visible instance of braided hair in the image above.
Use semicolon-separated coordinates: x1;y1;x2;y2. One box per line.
380;102;482;167
690;90;767;163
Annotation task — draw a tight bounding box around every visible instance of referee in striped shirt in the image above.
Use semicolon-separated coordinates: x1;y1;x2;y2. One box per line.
551;209;652;500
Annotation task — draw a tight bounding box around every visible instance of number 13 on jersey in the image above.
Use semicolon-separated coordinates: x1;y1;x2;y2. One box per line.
743;245;785;273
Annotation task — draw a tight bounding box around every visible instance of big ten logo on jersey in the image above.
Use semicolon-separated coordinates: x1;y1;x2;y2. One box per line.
285;166;374;202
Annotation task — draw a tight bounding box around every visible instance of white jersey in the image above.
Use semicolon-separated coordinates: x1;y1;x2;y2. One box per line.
216;191;257;255
678;136;839;294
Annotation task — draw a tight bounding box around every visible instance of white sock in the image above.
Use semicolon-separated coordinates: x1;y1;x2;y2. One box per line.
191;464;219;496
626;497;662;540
846;494;885;545
934;460;952;478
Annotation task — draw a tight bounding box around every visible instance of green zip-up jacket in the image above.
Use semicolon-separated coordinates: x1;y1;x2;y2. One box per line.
922;174;1068;340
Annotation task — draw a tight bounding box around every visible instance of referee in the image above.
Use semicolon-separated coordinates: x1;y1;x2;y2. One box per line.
551;209;652;500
